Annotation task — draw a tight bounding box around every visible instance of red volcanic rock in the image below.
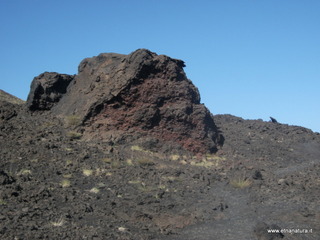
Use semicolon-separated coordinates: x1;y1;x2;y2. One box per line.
27;49;223;154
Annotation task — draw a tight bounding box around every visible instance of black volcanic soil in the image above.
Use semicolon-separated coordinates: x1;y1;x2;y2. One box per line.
1;49;319;240
1;100;319;240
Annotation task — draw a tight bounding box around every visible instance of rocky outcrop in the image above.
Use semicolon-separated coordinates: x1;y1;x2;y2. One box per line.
27;72;74;110
27;49;223;154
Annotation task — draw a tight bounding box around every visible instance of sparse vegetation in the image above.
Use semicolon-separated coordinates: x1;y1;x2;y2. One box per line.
158;184;166;190
101;158;112;164
136;158;154;166
65;115;81;127
131;145;153;154
51;216;65;227
65;159;73;166
128;180;142;185
230;177;251;189
60;179;71;188
0;89;24;104
2;48;320;239
126;159;134;166
89;187;100;194
190;160;215;168
17;169;32;176
94;168;104;176
63;174;72;178
82;169;93;176
66;131;82;140
97;182;106;188
118;227;127;232
189;155;226;168
131;145;144;151
170;154;180;161
162;176;178;182
179;160;188;165
111;160;121;169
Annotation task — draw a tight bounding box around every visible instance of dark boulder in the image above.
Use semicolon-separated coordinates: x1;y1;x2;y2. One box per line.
0;171;15;185
27;72;74;110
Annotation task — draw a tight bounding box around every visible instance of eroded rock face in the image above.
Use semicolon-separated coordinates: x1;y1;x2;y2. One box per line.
27;49;223;154
27;72;74;110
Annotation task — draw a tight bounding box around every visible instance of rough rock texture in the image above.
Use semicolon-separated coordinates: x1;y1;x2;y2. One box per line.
27;72;74;110
0;90;24;105
27;49;223;154
1;102;319;239
0;101;18;121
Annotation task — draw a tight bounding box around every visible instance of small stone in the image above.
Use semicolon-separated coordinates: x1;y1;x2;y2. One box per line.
253;170;263;180
118;227;127;232
277;179;287;185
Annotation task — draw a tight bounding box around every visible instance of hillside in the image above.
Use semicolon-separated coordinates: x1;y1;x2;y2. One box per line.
1;50;319;240
0;90;24;105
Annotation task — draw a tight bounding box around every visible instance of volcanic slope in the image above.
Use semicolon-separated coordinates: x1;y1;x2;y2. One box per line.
0;90;24;105
1;50;319;240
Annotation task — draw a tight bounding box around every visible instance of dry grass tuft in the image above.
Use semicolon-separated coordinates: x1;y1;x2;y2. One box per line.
66;131;82;140
89;187;100;194
65;115;81;127
51;216;65;227
17;169;32;176
60;179;71;188
170;155;180;161
82;169;93;176
230;177;251;188
131;145;144;151
137;158;154;166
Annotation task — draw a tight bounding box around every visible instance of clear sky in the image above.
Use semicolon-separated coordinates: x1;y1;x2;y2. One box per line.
1;0;319;132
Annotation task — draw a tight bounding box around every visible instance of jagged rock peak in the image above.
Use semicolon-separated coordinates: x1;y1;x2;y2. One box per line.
27;49;223;154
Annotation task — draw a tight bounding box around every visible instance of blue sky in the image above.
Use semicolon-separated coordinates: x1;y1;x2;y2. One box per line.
1;0;319;132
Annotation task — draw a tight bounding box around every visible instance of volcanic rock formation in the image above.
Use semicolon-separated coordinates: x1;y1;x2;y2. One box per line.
2;50;320;240
27;49;223;154
27;72;74;111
